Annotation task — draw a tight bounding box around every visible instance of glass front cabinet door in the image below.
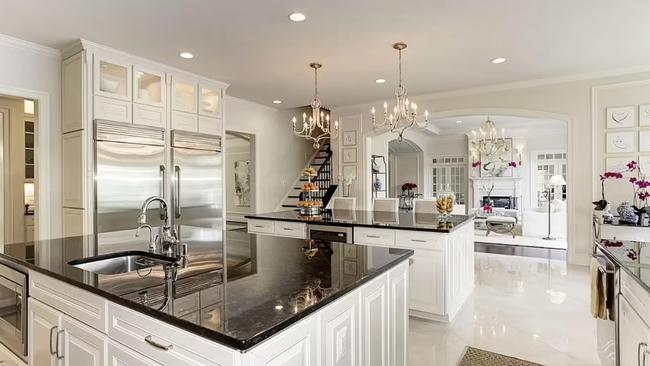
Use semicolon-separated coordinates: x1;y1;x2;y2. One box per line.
133;66;165;107
94;55;132;101
199;83;222;118
171;76;198;113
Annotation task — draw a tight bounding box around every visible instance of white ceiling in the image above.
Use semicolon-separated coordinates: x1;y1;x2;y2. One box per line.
429;115;566;136
2;0;650;108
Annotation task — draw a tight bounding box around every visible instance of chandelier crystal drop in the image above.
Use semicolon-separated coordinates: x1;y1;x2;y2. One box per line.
470;116;509;156
371;42;429;141
292;63;339;149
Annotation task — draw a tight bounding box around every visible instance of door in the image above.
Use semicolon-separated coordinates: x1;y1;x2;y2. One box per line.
28;298;61;366
61;315;106;366
172;146;222;231
619;295;650;366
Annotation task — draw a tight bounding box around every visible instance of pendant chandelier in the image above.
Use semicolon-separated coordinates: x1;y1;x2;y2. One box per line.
371;42;429;141
292;62;339;149
471;116;509;156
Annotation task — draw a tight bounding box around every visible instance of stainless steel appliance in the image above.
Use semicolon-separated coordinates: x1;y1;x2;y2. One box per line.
95;120;166;244
309;224;353;243
593;247;618;366
0;263;27;361
171;130;223;232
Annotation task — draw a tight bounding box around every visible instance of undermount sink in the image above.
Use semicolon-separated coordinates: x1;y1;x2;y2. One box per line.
68;251;176;275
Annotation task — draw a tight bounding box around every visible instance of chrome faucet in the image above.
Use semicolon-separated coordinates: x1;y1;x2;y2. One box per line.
137;196;183;258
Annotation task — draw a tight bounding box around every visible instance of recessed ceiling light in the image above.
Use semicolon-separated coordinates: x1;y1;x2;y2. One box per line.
179;52;194;59
274;305;284;310
456;120;463;124
491;57;506;64
375;78;386;84
288;12;306;22
273;100;282;104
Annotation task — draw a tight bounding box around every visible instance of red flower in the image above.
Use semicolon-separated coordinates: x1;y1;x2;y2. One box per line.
401;183;417;191
603;240;623;247
627;160;638;171
508;161;518;168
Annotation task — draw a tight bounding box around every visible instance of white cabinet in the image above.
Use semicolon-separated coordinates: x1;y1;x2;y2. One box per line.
62;52;84;133
171;110;198;132
62;131;85;209
29;298;107;366
171;75;198;113
320;294;359;366
389;262;409;366
29;298;60;366
94;95;132;123
246;316;319;366
409;249;444;317
619;295;650;366
360;274;388;366
94;54;132;102
108;340;161;366
198;115;222;135
354;227;395;247
199;83;223;118
247;219;307;239
133;103;165;128
133;65;165;108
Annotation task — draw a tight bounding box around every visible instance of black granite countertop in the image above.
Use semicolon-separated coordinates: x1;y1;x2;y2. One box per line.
246;209;474;233
597;239;650;293
0;227;412;351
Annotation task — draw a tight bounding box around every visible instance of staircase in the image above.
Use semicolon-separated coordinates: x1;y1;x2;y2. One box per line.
281;142;337;209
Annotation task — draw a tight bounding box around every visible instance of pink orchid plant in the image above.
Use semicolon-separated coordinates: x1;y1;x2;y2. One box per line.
508;161;518;168
598;160;650;211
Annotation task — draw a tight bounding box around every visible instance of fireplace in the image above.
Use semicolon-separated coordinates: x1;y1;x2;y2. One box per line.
482;196;516;209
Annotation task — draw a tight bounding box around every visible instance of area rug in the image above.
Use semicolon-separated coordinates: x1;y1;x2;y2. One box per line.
457;347;543;366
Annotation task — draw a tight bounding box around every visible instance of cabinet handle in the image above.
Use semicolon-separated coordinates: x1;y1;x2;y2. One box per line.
283;227;293;231
56;329;65;359
145;335;174;351
411;239;427;243
49;326;58;355
366;235;381;238
254;225;265;228
174;166;181;219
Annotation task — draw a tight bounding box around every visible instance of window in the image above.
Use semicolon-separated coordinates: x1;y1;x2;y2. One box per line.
431;156;466;204
533;150;567;207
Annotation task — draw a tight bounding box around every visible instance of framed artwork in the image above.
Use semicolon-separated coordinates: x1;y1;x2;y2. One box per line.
234;160;251;207
343;148;357;163
342;131;357;146
640;105;650;126
479;138;514;177
342;165;357;179
640;156;650;175
641;130;650;152
606;131;636;153
606;156;637;177
606;106;636;128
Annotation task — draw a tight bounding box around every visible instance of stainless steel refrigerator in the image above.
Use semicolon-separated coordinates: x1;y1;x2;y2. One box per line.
94;120;223;251
171;130;223;234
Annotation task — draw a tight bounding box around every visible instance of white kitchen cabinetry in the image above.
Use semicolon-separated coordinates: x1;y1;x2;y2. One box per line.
108;340;162;366
319;293;360;366
354;227;395;248
360;274;388;366
408;249;444;316
61;40;229;237
247;219;307;239
60;315;106;366
29;298;61;366
246;316;319;366
619;294;650;366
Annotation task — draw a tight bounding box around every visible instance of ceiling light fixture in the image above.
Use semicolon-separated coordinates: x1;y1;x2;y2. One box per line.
179;52;194;59
456;120;463;124
288;12;306;22
292;62;339;149
273;100;282;104
371;42;429;141
375;78;386;84
470;116;509;157
491;57;506;64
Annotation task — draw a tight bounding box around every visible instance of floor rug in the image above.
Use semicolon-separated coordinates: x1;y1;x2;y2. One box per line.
457;347;543;366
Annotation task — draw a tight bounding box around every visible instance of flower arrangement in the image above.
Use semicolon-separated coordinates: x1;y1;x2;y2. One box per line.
482;201;493;214
401;183;417;192
508;161;518;168
596;160;650;212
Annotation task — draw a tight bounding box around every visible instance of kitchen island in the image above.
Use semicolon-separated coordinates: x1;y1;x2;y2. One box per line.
246;210;475;322
0;230;412;365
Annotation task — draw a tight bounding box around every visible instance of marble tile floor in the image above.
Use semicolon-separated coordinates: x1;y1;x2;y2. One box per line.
408;252;601;366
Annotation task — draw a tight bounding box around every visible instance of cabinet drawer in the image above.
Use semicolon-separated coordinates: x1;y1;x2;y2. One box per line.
248;219;274;234
171;110;198;132
621;269;650;324
108;303;237;366
94;95;131;123
29;270;107;332
134;103;165;128
354;227;396;247
108;340;163;366
395;230;446;251
274;221;307;239
198;116;222;136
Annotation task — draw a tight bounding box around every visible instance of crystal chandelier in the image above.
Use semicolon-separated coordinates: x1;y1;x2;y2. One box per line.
371;42;429;141
470;116;509;156
292;62;339;149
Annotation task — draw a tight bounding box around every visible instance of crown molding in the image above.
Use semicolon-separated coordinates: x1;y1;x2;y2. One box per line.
0;33;60;58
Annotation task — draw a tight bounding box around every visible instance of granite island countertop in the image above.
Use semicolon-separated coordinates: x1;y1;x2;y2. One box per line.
0;228;413;351
246;209;474;233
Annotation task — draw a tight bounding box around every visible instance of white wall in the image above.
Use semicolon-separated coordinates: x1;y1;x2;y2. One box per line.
225;96;312;213
332;70;650;265
0;34;61;239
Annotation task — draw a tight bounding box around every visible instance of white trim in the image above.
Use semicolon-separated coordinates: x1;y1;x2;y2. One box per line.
0;109;6;247
0;84;52;241
0;33;60;58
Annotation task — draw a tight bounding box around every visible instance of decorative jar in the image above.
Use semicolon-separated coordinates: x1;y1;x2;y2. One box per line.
436;184;455;217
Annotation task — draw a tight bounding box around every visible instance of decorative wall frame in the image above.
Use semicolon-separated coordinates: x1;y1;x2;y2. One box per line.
640;156;650;174
342;131;357;146
342;165;357;179
343;148;357;163
606;131;636;153
640;130;650;152
606;106;636;128
640;104;650;126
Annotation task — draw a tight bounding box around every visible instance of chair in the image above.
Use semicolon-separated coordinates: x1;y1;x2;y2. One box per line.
373;198;399;212
331;197;356;211
413;198;436;214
